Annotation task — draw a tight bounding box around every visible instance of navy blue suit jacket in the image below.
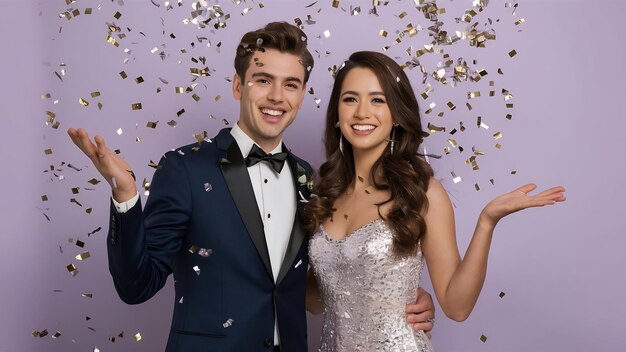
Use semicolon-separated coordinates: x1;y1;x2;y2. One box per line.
107;128;312;351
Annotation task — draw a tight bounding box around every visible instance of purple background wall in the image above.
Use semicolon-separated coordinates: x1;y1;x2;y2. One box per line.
1;0;625;351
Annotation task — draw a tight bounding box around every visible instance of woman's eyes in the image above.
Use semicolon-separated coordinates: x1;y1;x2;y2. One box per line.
342;97;386;104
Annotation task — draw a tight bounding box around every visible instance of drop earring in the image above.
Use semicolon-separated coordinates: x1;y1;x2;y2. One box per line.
389;123;399;154
339;134;344;154
336;121;343;154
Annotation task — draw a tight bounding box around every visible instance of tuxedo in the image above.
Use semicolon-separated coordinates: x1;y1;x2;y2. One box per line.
107;128;312;351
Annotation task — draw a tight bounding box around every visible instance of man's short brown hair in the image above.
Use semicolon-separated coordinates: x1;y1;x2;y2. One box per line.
234;22;314;83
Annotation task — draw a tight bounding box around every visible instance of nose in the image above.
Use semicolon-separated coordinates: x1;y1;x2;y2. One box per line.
267;84;284;103
354;102;369;119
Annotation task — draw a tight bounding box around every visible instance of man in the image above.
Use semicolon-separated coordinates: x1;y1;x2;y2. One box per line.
68;22;434;351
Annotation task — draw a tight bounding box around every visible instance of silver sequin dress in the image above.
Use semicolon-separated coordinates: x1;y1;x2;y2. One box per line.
309;219;434;352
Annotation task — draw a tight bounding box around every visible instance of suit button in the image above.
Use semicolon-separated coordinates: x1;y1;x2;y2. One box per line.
264;338;273;348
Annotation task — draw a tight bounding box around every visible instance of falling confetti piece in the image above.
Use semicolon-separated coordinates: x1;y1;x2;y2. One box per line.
193;265;201;275
87;178;100;185
66;264;78;276
499;291;506;298
451;171;462;184
131;103;142;110
75;252;91;260
134;332;142;341
480;335;488;343
223;318;234;328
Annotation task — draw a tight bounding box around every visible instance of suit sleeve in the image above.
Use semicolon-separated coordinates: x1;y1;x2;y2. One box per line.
107;152;191;304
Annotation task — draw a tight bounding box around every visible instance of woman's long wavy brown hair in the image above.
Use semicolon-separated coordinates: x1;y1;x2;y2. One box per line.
302;51;434;257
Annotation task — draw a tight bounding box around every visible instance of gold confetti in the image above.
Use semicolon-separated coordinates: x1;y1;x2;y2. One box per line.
468;91;480;99
44;148;53;155
41;93;51;100
214;95;221;102
192;94;201;102
135;76;144;84
41;195;48;201
474;183;480;191
87;178;100;185
175;87;184;93
398;11;407;18
75;252;91;260
515;18;525;26
332;0;339;8
379;30;388;37
119;71;127;79
499;291;506;298
427;123;445;133
97;102;103;110
480;334;487;343
493;132;503;140
85;8;93;15
82;293;93;298
32;329;49;338
146;121;158;128
79;98;89;106
508;49;517;57
131;103;142;110
134;332;142;341
177;109;185;117
447;101;456;110
76;239;85;247
66;264;78;276
90;91;101;98
52;331;62;338
106;35;119;47
323;30;331;38
506;114;512;120
113;11;122;19
116;128;123;135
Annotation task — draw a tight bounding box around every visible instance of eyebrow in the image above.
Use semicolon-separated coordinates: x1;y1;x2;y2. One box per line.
251;72;303;85
341;90;386;97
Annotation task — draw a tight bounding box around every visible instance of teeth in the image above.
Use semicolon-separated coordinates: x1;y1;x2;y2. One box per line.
352;124;375;131
261;108;283;116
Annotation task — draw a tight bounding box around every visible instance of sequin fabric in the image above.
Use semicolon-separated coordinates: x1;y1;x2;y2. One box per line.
309;219;433;352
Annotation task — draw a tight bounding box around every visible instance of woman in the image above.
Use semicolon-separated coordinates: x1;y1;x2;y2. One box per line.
303;51;565;351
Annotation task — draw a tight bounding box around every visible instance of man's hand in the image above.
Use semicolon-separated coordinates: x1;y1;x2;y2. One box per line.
67;128;137;202
406;287;435;338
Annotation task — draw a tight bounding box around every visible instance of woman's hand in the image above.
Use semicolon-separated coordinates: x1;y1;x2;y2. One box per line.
480;183;566;228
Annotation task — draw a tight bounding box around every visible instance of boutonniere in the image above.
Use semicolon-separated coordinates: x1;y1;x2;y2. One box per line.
296;162;314;203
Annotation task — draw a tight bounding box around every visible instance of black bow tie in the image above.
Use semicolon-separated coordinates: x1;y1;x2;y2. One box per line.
245;144;289;173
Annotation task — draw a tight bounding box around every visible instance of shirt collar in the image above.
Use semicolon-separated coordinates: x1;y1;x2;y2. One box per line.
230;122;283;158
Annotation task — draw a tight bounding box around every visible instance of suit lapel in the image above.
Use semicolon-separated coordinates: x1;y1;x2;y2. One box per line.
276;152;307;286
217;130;273;280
